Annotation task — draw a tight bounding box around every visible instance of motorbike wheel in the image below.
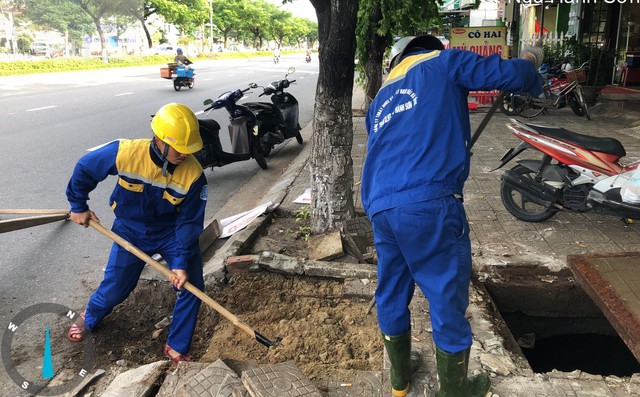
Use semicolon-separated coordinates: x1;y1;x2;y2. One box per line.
174;81;181;91
188;79;194;89
500;164;559;222
251;141;268;169
572;86;591;120
498;92;522;115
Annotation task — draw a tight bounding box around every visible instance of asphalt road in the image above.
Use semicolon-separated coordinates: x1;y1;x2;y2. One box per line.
0;54;318;394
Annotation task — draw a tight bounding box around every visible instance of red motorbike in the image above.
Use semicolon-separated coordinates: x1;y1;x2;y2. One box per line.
494;118;640;222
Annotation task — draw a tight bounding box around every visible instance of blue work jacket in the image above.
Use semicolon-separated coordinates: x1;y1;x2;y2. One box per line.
361;49;542;216
66;139;207;270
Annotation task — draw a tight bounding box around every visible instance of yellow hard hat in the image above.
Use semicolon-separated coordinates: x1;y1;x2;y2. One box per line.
151;103;203;154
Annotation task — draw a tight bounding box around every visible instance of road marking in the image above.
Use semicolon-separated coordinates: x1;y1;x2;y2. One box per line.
115;92;133;97
26;105;57;112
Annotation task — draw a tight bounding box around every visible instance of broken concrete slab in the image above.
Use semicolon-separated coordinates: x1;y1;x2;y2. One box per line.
184;360;245;397
568;252;640;362
241;361;322;396
100;360;168;397
156;362;210;397
256;251;377;280
307;230;343;261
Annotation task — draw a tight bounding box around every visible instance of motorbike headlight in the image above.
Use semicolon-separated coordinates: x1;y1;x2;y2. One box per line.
253;125;259;135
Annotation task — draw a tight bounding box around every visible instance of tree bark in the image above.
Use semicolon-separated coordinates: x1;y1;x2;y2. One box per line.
363;3;389;111
308;0;359;234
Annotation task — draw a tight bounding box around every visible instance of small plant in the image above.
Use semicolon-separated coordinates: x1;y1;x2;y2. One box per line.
295;205;310;223
286;206;311;241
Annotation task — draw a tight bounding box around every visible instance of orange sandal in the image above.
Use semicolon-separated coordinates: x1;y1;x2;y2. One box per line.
163;343;192;365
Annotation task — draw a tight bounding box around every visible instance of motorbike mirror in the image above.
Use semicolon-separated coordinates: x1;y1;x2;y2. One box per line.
287;67;295;74
203;99;213;106
249;83;258;89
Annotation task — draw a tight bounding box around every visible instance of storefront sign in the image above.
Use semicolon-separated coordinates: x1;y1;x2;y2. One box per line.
449;26;508;59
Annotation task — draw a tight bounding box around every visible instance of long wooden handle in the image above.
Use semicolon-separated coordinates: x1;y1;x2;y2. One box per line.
0;213;69;234
0;209;71;215
87;220;264;342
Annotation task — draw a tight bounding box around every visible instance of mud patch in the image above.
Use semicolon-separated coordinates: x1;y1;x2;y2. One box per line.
201;272;382;386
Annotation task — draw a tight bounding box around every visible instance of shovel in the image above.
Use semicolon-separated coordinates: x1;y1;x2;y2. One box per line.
88;219;281;348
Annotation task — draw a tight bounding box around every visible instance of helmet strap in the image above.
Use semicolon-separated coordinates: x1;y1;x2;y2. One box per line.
161;143;170;177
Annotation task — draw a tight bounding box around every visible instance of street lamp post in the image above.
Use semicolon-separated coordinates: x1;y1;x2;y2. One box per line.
209;0;213;52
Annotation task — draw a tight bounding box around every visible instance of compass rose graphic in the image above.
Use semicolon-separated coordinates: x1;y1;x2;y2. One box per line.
2;303;95;396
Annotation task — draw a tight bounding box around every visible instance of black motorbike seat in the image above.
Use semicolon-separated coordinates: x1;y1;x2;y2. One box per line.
245;101;279;112
523;122;626;157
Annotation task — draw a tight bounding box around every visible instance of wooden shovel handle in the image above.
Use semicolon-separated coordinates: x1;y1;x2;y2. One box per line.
0;213;69;234
0;209;71;215
88;219;259;340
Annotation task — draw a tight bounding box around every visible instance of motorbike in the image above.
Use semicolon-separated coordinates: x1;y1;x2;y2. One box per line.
498;62;590;120
243;67;304;157
494;118;640;222
273;54;280;64
196;87;268;170
160;63;195;91
305;53;311;63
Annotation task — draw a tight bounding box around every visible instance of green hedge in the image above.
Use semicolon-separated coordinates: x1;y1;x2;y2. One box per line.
0;50;304;76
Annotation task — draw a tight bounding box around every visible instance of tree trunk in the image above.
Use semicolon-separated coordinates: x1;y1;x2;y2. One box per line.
363;4;389;112
93;17;108;63
138;16;152;48
308;0;359;234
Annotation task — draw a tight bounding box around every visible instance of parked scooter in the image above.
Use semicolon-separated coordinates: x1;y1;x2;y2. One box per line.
494;118;640;222
196;87;268;170
244;67;304;157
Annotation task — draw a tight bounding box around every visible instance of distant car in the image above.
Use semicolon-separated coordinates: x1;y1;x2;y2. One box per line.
149;44;175;55
31;42;50;56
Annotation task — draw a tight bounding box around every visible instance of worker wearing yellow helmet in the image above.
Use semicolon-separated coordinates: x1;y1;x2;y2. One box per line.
66;103;207;364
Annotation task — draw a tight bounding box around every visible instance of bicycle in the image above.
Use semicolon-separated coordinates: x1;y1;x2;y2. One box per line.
498;63;590;120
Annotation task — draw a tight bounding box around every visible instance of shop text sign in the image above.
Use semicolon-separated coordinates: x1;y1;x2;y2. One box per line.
449;27;508;59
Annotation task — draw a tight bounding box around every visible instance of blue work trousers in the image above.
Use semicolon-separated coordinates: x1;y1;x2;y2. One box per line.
84;219;204;354
371;196;472;354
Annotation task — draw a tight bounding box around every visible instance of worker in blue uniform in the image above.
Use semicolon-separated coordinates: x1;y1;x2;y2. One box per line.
66;102;207;365
361;35;543;397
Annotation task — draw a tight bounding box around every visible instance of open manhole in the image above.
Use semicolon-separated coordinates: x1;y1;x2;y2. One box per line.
483;266;640;377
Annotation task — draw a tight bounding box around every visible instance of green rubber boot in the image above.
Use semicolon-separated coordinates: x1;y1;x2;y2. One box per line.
436;347;491;397
382;331;421;397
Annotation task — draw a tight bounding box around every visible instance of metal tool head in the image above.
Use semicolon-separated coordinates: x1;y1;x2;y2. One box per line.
255;331;283;348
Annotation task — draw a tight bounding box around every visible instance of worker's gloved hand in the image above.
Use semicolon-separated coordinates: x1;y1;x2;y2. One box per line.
520;44;544;69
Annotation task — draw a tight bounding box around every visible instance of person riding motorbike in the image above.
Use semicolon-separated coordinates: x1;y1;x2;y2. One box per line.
175;48;193;70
